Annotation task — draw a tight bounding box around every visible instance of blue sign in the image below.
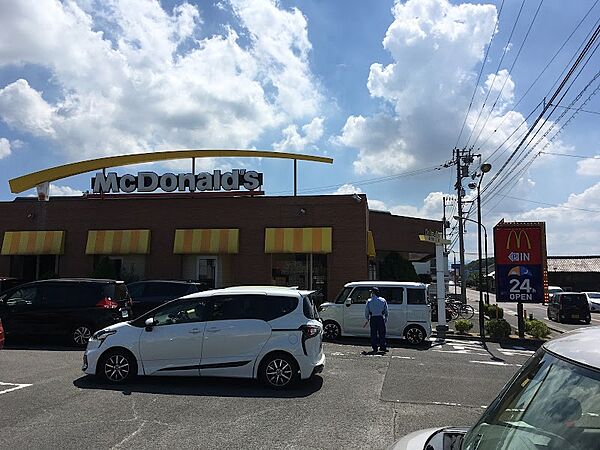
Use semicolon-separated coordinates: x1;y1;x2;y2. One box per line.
496;264;544;303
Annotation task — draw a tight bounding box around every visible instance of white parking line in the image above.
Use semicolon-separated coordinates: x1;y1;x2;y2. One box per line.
392;356;414;360
470;360;521;367
0;381;33;395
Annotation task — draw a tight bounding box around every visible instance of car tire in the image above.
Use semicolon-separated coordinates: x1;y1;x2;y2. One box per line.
323;321;341;341
404;325;426;346
585;315;591;325
71;324;93;348
99;349;137;384
259;353;299;389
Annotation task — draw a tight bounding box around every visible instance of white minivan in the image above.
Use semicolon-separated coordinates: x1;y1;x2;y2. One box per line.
318;281;431;345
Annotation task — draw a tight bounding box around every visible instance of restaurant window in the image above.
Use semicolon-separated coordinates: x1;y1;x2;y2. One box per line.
271;254;327;303
10;255;59;281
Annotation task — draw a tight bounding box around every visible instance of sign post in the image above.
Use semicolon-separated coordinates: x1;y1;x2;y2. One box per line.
420;231;451;340
493;221;548;338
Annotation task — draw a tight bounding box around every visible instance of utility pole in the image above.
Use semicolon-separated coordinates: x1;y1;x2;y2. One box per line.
454;148;473;305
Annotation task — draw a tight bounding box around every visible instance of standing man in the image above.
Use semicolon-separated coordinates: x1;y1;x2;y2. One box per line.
365;287;388;353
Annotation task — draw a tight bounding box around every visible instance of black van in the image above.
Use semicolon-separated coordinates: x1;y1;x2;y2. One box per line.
0;279;132;347
127;280;208;317
547;292;591;324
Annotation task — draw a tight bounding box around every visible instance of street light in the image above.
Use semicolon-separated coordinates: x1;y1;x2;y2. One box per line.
455;215;489;305
454;162;492;341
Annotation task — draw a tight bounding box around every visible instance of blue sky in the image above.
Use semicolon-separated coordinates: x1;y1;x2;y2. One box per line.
0;0;599;257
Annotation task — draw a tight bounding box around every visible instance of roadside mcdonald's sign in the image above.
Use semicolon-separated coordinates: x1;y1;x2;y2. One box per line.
494;221;548;303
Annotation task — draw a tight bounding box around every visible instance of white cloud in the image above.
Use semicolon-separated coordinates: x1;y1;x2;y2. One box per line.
576;156;600;176
514;182;600;255
50;185;83;196
0;79;55;136
0;0;322;160
0;137;10;159
273;117;324;152
333;0;566;175
330;183;389;211
390;191;447;220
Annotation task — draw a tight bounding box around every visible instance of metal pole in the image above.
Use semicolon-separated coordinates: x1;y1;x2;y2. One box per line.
484;227;490;305
435;241;447;340
477;177;485;342
456;149;467;304
294;159;297;196
192;157;195;174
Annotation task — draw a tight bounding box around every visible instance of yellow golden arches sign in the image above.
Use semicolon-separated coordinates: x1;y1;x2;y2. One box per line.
264;227;332;254
173;229;239;254
1;231;65;255
86;230;151;255
9;149;333;194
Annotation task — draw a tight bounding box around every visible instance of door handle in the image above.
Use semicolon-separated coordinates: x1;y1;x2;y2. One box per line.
188;328;202;334
206;327;220;333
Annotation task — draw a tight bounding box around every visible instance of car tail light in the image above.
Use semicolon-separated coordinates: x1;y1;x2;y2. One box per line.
300;325;320;338
96;297;119;309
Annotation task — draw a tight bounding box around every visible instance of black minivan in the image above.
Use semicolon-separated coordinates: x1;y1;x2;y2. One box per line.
0;279;132;347
127;280;208;318
547;292;591;324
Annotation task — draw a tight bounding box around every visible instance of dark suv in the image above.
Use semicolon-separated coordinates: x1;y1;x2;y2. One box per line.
547;292;591;324
0;279;132;347
127;280;208;317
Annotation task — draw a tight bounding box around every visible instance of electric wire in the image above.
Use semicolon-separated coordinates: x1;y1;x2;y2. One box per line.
464;0;527;150
454;0;506;149
469;0;544;150
476;0;600;153
481;21;600;199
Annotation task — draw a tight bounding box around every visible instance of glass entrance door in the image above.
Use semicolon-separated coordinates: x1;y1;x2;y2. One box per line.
197;257;218;288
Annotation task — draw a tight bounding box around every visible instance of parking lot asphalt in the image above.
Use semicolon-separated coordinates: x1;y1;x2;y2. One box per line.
0;337;536;450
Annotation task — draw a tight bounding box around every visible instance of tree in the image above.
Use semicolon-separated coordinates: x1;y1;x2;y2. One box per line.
379;252;419;281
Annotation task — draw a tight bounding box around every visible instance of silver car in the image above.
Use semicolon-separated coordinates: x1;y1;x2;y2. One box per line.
390;326;600;449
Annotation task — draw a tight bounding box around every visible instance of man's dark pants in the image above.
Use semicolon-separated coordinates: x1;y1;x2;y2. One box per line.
369;315;386;351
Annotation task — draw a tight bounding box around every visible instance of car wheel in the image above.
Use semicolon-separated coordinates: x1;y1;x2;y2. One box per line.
323;321;341;341
99;349;137;384
72;324;93;347
404;325;426;345
259;353;298;389
585;315;591;325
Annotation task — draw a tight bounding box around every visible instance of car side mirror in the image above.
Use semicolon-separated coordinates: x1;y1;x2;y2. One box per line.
345;298;352;307
145;317;154;331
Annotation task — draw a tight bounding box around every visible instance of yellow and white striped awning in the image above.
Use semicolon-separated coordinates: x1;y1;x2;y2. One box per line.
264;227;332;254
367;231;376;258
1;231;65;255
173;229;239;254
86;230;151;255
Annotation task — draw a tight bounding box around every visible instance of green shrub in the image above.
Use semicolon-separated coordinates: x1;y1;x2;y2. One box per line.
455;319;473;334
485;319;512;340
484;304;504;319
525;319;550;339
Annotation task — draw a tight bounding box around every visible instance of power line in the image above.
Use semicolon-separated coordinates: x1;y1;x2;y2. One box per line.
547;104;600;115
476;0;600;152
454;0;506;149
481;21;600;199
464;0;527;149
470;0;544;150
541;152;600;158
492;193;600;213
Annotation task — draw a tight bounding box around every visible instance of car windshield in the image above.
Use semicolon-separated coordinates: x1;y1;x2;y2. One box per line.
586;293;600;299
462;349;600;450
562;294;587;307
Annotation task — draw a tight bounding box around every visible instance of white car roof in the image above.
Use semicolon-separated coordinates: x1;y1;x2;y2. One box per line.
544;326;600;370
344;281;426;288
186;285;301;298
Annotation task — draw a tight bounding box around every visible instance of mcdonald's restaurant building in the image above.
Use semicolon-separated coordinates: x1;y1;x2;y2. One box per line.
0;151;442;301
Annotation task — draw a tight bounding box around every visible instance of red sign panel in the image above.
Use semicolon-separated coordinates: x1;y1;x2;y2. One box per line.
495;227;542;265
494;222;548;303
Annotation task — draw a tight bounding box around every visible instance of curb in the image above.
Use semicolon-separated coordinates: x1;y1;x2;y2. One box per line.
431;331;546;348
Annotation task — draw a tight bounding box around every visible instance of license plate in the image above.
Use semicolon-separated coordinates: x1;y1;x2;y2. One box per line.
572;314;579;319
121;309;129;318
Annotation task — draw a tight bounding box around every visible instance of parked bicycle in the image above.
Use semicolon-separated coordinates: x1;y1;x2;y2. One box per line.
446;300;475;320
